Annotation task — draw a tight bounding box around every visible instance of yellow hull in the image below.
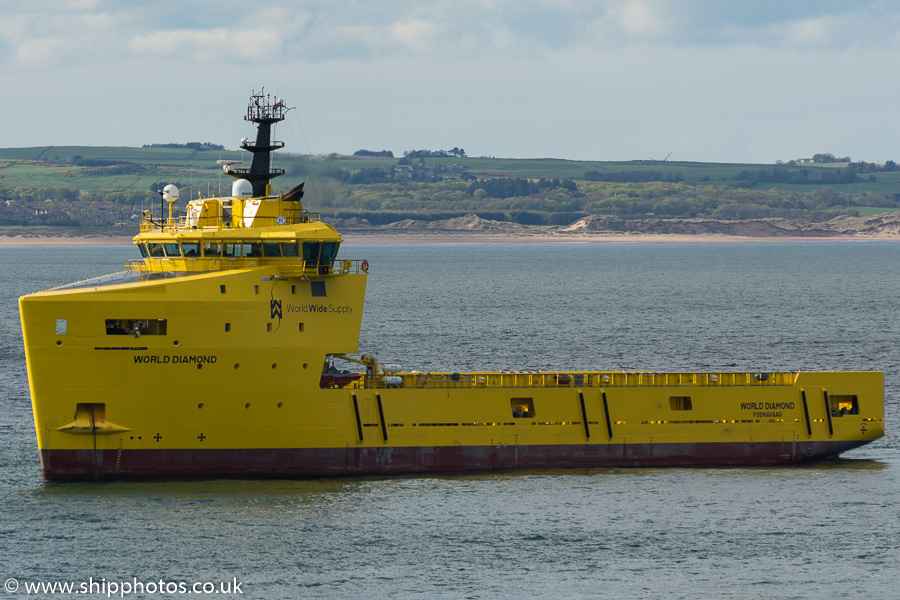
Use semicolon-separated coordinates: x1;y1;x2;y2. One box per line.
20;266;885;480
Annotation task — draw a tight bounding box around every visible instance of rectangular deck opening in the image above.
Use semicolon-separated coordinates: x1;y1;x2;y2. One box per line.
105;319;167;336
670;396;693;411
829;394;858;416
511;398;535;418
75;402;106;423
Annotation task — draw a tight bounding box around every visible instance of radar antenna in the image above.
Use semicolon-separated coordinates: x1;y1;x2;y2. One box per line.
225;88;289;197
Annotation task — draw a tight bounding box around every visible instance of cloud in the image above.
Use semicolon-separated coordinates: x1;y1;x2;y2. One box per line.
3;0;900;162
128;28;283;62
0;9;130;68
614;0;674;37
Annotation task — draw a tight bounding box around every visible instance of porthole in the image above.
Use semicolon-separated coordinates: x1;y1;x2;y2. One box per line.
198;403;204;409
245;403;251;409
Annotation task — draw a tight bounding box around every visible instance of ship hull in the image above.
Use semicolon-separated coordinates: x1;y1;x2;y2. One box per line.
21;266;886;483
41;439;869;481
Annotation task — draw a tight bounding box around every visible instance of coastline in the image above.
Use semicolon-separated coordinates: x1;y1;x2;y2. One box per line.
0;230;896;246
0;234;136;246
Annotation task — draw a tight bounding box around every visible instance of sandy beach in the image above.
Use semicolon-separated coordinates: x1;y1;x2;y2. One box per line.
0;230;894;246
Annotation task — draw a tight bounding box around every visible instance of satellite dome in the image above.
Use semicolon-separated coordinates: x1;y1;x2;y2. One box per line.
232;179;252;198
162;184;179;202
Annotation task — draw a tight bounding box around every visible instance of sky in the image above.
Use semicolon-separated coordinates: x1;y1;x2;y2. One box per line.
2;0;899;164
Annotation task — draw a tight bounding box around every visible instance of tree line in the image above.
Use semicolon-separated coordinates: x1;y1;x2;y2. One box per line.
734;166;861;185
142;142;225;151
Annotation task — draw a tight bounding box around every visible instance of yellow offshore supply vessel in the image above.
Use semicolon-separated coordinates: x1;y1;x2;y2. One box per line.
20;92;885;481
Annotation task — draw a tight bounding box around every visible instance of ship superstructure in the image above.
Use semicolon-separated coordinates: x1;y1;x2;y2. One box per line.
19;92;885;480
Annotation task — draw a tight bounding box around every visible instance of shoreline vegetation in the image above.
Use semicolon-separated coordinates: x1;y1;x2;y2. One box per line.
4;147;900;245
3;211;900;246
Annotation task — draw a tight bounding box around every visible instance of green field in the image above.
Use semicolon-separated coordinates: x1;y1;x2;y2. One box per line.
3;146;899;227
3;146;899;194
854;206;900;216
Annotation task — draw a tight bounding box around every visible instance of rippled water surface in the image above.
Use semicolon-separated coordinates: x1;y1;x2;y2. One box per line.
1;241;898;599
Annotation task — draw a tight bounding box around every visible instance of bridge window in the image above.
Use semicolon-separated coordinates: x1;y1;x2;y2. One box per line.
511;398;535;418
242;242;261;258
670;396;693;411
203;242;222;257
223;242;239;257
105;319;167;336
302;241;321;267
321;242;340;266
163;243;182;257
137;244;149;258
303;241;341;273
830;395;859;417
281;242;299;257
182;242;200;257
146;243;164;258
262;242;282;257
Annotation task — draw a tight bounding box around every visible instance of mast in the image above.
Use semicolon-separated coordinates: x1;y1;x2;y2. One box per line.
225;89;287;197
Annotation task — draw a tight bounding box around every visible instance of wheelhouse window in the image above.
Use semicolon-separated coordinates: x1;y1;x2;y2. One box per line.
303;241;341;272
242;242;261;257
281;242;300;257
262;242;282;257
146;243;164;258
137;244;149;258
302;241;320;268
203;241;222;257
223;242;239;258
321;241;340;267
182;242;200;257
511;398;535;418
163;243;182;257
105;318;167;336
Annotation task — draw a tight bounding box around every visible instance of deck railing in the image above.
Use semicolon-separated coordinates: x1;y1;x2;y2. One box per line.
138;209;321;234
364;370;798;390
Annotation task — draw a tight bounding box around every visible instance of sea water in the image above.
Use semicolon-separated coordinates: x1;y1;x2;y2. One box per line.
0;241;897;599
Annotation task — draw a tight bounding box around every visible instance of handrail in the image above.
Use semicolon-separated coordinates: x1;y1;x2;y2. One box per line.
138;209;321;233
366;370;799;390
